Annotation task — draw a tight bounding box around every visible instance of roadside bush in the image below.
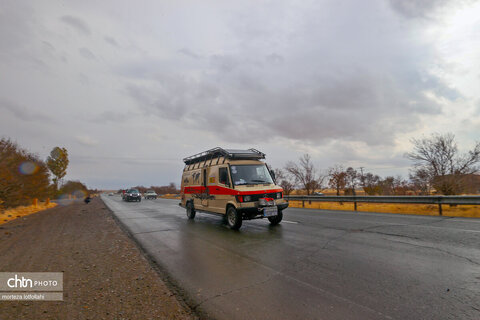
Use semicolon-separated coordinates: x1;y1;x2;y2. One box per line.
0;138;52;209
58;180;89;198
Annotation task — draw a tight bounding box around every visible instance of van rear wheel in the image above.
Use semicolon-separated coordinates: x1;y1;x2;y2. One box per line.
226;206;242;230
268;210;283;225
186;202;196;220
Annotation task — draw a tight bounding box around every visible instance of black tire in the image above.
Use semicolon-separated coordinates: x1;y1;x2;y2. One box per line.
138;198;141;202
186;202;196;220
268;210;283;225
226;206;242;230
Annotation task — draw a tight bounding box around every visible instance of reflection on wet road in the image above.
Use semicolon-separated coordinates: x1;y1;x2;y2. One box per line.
102;195;480;320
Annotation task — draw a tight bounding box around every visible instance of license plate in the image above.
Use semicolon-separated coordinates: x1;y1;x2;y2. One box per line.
263;207;278;217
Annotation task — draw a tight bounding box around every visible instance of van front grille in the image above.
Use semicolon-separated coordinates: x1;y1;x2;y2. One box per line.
247;192;281;201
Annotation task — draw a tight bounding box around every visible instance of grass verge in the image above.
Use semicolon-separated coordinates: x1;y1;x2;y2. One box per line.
288;201;480;218
0;202;57;225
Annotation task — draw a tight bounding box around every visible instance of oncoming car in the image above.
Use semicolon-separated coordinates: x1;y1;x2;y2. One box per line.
179;148;288;230
144;190;158;199
123;189;141;202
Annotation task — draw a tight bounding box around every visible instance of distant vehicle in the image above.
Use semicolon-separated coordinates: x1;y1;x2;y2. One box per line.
144;190;158;199
123;189;141;202
108;193;114;196
313;192;325;196
180;148;288;230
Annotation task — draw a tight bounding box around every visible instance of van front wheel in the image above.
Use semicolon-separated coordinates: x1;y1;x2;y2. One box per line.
186;202;196;220
226;207;242;230
268;210;283;225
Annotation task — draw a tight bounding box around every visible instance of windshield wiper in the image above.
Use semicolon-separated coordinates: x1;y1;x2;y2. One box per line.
251;179;269;183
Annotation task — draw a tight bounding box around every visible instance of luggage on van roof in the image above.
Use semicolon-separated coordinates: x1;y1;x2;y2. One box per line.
183;147;265;165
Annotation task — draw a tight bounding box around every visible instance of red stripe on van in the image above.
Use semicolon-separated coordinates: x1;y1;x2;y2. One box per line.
183;185;282;196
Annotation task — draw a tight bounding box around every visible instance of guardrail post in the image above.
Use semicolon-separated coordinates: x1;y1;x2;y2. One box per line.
436;196;443;216
302;200;305;208
354;199;358;211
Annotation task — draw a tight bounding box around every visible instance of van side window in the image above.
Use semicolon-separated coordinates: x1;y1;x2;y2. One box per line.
219;167;229;186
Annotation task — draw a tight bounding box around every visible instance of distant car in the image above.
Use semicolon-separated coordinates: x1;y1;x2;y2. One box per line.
313;192;325;196
124;189;141;202
108;193;114;196
144;190;158;199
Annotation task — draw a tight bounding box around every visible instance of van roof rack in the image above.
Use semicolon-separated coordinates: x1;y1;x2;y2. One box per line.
183;147;265;165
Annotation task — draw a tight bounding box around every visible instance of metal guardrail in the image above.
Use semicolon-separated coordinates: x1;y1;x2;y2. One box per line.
285;195;480;215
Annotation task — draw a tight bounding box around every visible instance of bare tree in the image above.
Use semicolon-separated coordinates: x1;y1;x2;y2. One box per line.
360;172;381;195
328;165;347;196
273;168;295;195
409;168;431;195
345;167;359;195
285;154;325;195
392;176;409;195
406;133;480;195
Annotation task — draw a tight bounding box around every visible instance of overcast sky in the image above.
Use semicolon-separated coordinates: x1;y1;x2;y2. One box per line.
1;0;479;189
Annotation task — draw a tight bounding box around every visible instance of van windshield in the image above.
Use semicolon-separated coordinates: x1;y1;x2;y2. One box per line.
230;165;274;186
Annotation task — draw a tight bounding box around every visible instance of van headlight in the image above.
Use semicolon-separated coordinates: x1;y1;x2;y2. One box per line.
243;195;251;202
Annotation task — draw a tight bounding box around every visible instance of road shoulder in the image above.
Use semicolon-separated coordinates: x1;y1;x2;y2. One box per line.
0;198;196;320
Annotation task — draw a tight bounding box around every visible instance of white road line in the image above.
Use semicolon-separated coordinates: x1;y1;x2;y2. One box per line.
283;220;299;224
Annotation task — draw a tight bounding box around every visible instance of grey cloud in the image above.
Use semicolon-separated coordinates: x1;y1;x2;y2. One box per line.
75;135;98;146
0;2;34;57
122;43;457;146
78;73;90;85
389;0;448;18
0;98;53;123
210;55;242;73
178;48;201;59
265;53;284;65
42;41;55;51
389;0;474;19
104;36;119;47
90;110;134;123
79;47;95;60
126;79;198;121
60;15;91;36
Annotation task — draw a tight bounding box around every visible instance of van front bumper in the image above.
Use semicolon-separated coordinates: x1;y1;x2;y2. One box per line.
237;200;289;218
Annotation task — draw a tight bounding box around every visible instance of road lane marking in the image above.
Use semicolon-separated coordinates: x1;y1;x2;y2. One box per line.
282;220;299;224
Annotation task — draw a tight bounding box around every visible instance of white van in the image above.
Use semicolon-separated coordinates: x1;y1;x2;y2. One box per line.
180;148;288;230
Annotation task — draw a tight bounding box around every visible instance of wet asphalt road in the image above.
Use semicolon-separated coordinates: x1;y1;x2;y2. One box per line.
101;195;480;320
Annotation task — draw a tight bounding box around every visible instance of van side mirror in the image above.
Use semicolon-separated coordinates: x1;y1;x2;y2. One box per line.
270;170;276;181
266;164;276;182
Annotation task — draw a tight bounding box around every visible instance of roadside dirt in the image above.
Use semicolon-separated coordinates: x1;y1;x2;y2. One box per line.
0;198;197;320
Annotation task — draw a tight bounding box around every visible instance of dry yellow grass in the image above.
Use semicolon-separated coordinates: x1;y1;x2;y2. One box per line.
288;201;480;218
160;194;181;199
0;202;57;225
